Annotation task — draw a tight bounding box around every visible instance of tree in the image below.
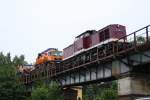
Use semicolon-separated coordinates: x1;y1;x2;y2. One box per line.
30;81;64;100
0;52;28;100
98;89;117;100
13;55;28;66
47;81;64;100
83;81;118;100
0;64;26;100
137;36;145;44
6;52;11;64
0;52;5;65
31;85;49;100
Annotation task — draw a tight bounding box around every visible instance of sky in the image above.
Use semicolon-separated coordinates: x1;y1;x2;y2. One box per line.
0;0;150;63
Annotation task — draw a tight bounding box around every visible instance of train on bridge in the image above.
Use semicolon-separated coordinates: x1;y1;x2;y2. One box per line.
18;24;150;85
34;24;128;65
17;24;150;100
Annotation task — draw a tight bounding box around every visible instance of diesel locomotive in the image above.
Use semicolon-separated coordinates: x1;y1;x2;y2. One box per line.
35;48;63;65
63;24;127;60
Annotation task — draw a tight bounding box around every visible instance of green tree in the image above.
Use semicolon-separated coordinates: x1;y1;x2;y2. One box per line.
31;85;49;100
137;36;145;44
13;55;28;66
6;52;11;64
0;52;5;65
0;52;28;100
31;81;64;100
47;81;63;100
0;64;26;100
83;81;118;100
98;89;117;100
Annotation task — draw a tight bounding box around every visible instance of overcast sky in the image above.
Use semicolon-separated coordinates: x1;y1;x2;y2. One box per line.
0;0;150;63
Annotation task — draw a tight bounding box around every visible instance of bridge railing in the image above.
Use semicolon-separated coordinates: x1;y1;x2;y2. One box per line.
114;25;150;54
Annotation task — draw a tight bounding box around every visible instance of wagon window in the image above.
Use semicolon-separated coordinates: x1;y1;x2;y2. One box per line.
99;31;105;41
104;29;110;39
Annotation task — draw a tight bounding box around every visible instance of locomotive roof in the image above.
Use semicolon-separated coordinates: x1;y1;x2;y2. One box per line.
41;48;57;54
75;24;124;38
76;30;96;38
63;43;74;50
97;24;124;32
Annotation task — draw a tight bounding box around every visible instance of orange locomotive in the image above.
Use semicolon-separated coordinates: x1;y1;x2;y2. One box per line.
35;48;63;65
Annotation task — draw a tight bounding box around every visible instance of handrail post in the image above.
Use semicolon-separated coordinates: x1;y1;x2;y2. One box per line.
97;47;99;60
116;41;119;53
123;37;126;49
112;42;115;55
146;26;149;42
134;32;136;47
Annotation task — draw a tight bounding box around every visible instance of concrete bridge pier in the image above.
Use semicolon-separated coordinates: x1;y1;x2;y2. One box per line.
63;86;83;100
118;74;150;100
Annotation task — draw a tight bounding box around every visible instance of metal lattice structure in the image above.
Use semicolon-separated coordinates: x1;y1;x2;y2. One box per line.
20;25;150;87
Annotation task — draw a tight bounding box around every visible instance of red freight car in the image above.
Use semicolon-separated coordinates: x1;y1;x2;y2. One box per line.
63;44;74;59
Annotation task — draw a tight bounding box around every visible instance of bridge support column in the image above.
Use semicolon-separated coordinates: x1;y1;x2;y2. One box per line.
118;75;150;100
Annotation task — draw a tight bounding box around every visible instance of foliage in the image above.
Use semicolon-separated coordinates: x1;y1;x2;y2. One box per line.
13;55;28;66
31;85;49;100
30;81;64;100
0;52;27;100
47;81;63;100
83;81;118;100
136;36;145;44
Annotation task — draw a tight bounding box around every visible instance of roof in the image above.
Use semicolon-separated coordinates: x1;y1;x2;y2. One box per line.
41;48;57;54
76;30;96;38
97;24;125;32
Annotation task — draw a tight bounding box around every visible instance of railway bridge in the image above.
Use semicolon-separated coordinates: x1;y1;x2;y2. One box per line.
21;25;150;100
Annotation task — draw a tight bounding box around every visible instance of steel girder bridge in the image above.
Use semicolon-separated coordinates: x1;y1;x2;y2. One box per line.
20;25;150;99
21;25;150;86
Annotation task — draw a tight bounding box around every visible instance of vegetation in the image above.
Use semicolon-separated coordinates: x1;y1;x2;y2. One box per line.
0;52;27;100
83;81;118;100
136;36;146;44
30;81;64;100
0;52;63;100
0;51;118;100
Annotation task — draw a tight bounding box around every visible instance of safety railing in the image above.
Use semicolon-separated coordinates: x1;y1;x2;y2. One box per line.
114;25;150;54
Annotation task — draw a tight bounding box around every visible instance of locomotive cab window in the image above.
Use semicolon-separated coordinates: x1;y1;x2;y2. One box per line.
99;29;110;42
104;29;110;39
99;31;105;41
48;51;62;56
57;51;63;56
